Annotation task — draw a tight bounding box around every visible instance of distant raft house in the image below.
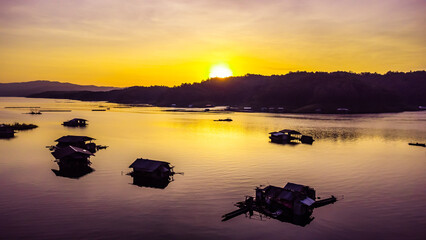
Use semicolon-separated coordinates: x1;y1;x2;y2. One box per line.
269;129;314;144
269;129;301;143
62;118;88;127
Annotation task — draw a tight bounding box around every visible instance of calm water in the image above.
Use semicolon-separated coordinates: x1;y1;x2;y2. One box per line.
0;97;425;240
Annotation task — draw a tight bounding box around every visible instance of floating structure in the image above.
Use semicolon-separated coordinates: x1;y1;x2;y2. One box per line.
50;145;94;179
256;183;317;216
214;118;233;122
51;145;94;167
48;135;106;179
129;158;174;178
269;129;314;144
222;182;337;226
0;125;15;138
128;158;176;189
408;142;425;147
62;118;88;127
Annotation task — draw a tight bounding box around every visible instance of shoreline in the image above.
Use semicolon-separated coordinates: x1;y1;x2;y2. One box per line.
5;96;423;115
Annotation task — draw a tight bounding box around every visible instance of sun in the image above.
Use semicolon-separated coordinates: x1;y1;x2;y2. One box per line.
209;64;233;78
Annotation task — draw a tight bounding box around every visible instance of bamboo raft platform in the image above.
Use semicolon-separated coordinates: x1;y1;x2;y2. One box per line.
222;195;337;222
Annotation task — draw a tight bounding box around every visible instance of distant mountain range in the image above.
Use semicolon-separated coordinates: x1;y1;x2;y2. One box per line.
15;71;426;113
0;80;118;96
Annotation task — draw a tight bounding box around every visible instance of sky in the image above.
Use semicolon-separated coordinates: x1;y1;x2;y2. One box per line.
0;0;425;87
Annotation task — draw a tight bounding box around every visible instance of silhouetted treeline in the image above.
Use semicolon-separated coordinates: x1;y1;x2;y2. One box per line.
29;71;426;113
0;80;118;96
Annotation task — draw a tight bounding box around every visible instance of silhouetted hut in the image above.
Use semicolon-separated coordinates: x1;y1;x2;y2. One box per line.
129;158;174;178
270;129;315;144
55;135;96;152
269;129;301;143
51;145;94;167
62;118;88;127
0;125;14;138
256;182;316;216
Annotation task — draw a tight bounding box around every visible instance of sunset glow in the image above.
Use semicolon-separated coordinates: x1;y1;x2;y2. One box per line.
0;0;424;87
209;64;233;78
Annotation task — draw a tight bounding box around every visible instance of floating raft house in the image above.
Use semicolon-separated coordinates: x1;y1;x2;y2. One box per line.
269;129;314;144
62;118;88;127
51;145;94;160
129;158;174;178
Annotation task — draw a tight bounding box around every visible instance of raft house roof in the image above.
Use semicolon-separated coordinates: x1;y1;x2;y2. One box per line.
284;182;307;192
279;129;301;135
69;118;88;121
264;183;316;206
55;135;95;143
51;146;94;159
129;158;171;173
269;131;285;136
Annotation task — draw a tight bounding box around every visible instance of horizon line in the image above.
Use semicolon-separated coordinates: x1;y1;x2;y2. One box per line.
1;69;425;88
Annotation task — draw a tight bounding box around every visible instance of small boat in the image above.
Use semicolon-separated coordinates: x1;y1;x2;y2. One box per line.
214;118;233;122
92;109;106;111
408;142;425;147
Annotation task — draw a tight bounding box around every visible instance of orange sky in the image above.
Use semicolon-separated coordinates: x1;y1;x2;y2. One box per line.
0;0;425;87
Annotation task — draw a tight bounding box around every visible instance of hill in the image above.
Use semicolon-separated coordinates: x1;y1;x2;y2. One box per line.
28;71;426;113
0;80;118;96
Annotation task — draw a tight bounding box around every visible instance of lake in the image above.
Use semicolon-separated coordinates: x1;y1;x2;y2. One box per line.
0;97;425;240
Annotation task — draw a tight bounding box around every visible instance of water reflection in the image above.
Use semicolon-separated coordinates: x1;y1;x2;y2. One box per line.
51;165;94;179
243;211;314;227
131;175;174;189
0;97;425;240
